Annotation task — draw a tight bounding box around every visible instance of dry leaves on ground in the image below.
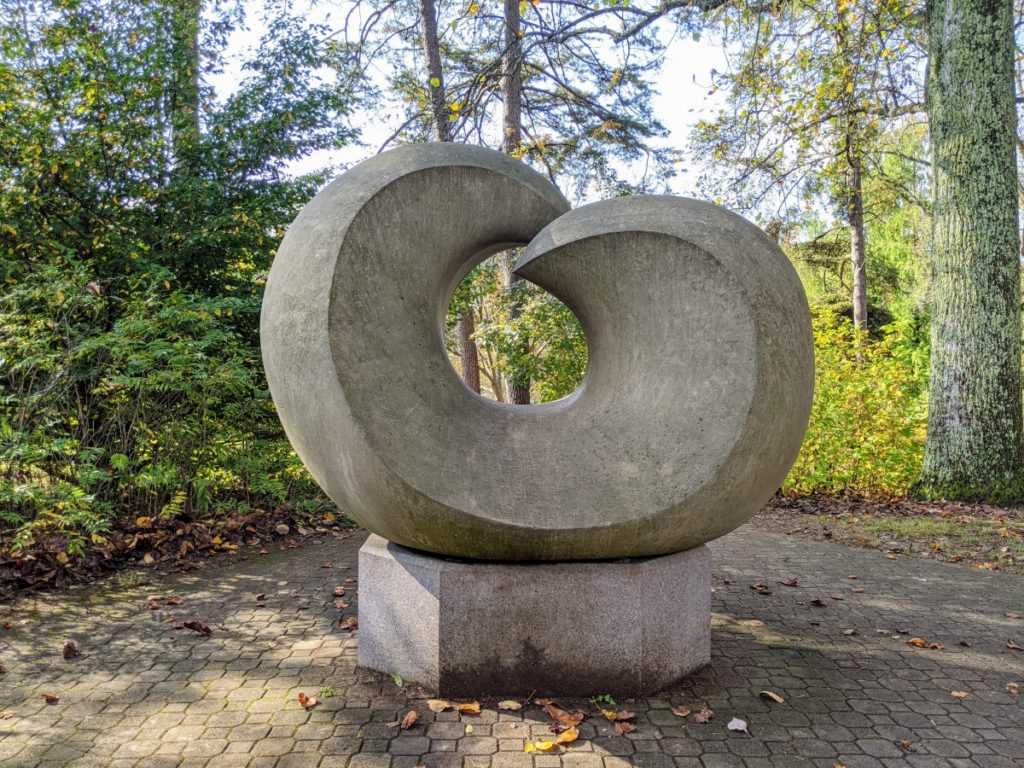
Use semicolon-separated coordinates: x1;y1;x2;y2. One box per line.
298;692;318;709
42;693;58;704
614;721;636;735
182;620;212;637
426;699;480;715
543;703;584;726
498;700;521;710
386;710;419;729
671;706;691;718
759;690;784;704
339;616;358;630
692;707;713;724
907;637;943;650
62;640;80;659
750;583;773;595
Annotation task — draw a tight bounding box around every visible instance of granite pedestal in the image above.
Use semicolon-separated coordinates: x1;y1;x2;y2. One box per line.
357;534;711;696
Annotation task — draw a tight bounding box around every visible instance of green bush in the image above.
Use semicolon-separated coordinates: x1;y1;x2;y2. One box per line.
0;261;323;555
783;311;927;498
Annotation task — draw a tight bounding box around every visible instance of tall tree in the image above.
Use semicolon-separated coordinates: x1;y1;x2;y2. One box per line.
416;0;481;393
918;0;1024;498
691;0;924;328
500;0;531;405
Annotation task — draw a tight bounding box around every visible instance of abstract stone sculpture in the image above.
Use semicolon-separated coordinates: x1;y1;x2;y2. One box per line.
261;143;814;694
261;143;814;562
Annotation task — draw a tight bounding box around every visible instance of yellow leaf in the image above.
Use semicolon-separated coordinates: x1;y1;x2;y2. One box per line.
427;699;452;713
554;727;578;745
56;552;69;565
135;516;152;528
498;700;521;710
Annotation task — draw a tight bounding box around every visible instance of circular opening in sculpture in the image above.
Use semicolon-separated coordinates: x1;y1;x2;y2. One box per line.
444;247;588;405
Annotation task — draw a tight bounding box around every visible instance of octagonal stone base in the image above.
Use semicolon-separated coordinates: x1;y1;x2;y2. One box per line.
357;534;711;696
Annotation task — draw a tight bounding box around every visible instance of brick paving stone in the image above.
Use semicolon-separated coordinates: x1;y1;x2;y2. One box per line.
1;529;1022;767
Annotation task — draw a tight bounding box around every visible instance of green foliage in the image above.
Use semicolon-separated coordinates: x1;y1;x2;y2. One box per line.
784;311;927;498
446;256;587;404
0;0;357;554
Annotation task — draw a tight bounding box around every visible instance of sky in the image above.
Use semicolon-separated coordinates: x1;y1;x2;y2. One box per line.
207;1;728;201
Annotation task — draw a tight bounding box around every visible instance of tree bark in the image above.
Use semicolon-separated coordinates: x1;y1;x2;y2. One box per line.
920;0;1024;498
419;0;481;392
848;154;868;330
457;312;481;394
501;0;530;405
418;0;451;142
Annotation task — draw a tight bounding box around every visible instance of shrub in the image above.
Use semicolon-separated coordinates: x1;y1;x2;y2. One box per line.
783;311;927;498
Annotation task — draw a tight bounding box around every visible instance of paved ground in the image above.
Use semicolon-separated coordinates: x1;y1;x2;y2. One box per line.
1;528;1023;768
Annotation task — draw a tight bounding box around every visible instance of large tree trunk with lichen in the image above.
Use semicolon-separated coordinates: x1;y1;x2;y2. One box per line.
919;0;1023;499
501;0;531;405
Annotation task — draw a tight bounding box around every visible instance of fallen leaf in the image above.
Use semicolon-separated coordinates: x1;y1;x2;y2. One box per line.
692;707;713;724
534;697;555;705
1007;682;1020;695
759;690;784;704
344;577;356;584
810;597;827;607
333;586;346;597
847;574;858;579
465;724;474;734
886;554;897;561
339;617;358;631
523;740;557;753
545;703;585;725
62;641;80;659
0;665;6;674
671;706;691;718
740;620;764;628
554;726;579;745
427;699;451;713
165;596;182;606
899;739;916;751
42;693;59;704
1007;612;1021;619
1007;640;1023;651
498;700;522;710
183;620;212;637
830;594;845;601
654;729;664;740
298;692;317;709
334;600;350;609
275;524;290;535
750;583;773;596
780;578;799;587
851;587;864;593
907;637;927;648
614;721;636;734
401;710;420;729
255;593;266;602
0;711;12;719
727;717;748;733
951;691;969;699
457;701;481;715
929;642;944;651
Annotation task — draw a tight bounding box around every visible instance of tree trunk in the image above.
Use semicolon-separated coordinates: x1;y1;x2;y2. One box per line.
501;0;530;405
170;0;201;166
848;155;868;330
418;0;450;142
457;312;480;394
419;0;481;392
920;0;1023;499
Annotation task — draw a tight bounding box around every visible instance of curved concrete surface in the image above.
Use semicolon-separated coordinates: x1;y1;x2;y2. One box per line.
260;143;814;560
